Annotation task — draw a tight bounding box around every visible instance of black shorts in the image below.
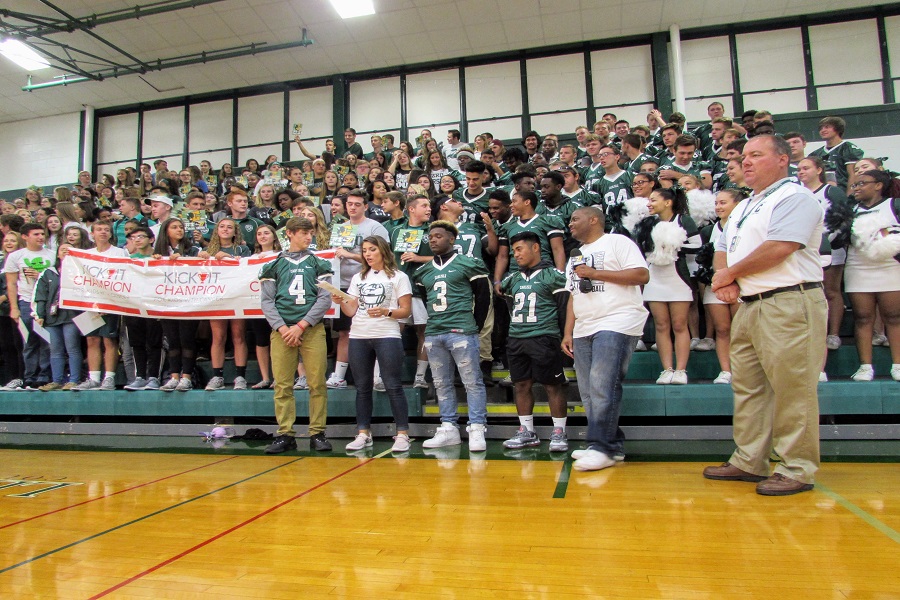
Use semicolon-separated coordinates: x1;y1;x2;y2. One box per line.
331;289;352;332
507;335;566;385
88;314;120;339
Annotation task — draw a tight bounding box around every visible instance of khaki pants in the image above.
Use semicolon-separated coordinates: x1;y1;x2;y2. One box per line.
728;288;827;483
270;323;328;437
479;298;494;363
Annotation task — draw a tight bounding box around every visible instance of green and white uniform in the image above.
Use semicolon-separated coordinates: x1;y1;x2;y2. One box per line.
258;252;334;326
810;141;864;189
500;266;568;338
590;170;634;210
498;214;566;274
453;221;485;259
413;254;489;336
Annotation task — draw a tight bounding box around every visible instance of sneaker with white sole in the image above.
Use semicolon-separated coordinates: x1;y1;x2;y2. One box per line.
635;339;647;352
571;449;625;462
124;377;148;391
826;335;842;350
872;333;888;346
713;371;732;384
205;376;225;391
891;365;900;382
423;422;461;448
413;374;428;389
502;427;540;449
73;379;100;391
671;370;688;385
391;434;411;452
345;433;373;451
233;376;248;390
467;423;487;452
851;365;874;381
160;377;179;392
293;376;308;390
100;376;117;390
325;374;347;389
689;338;700;350
818;371;828;383
573;448;617;471
695;338;716;351
145;377;161;390
2;378;24;391
373;378;386;392
549;428;568;452
656;369;674;384
175;377;193;392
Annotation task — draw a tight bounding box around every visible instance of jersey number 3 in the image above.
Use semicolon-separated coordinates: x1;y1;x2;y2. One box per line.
432;281;448;312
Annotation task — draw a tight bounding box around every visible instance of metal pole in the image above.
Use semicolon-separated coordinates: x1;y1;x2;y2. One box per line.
669;24;686;115
82;105;94;174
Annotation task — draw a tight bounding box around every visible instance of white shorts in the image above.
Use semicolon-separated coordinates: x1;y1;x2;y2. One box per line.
402;297;429;325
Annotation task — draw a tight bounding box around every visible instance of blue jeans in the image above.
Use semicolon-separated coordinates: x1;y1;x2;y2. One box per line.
348;336;409;430
573;331;639;458
19;299;51;384
424;332;487;425
47;322;83;384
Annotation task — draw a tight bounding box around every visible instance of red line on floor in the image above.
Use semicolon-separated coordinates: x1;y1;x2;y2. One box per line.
87;456;378;599
0;456;239;530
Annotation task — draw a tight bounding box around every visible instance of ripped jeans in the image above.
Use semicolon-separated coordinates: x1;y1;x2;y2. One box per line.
424;332;487;425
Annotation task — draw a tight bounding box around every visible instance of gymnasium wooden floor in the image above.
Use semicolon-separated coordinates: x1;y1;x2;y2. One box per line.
0;438;898;599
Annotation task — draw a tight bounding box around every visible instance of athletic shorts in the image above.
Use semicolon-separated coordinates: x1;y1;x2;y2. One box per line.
331;289;352;332
507;335;566;385
88;314;120;339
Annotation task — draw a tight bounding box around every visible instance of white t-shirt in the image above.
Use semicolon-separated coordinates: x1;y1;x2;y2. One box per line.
3;247;55;302
347;269;412;339
566;234;649;337
84;245;130;258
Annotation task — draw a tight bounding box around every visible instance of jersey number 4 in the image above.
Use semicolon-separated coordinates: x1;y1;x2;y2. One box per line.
288;275;307;305
511;292;537;323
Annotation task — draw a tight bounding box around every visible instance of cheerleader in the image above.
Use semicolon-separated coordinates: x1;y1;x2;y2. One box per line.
798;156;852;351
638;187;701;384
697;189;745;384
844;170;900;381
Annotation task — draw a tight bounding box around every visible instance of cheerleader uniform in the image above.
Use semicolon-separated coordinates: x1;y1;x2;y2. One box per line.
812;183;850;266
844;198;900;293
702;221;726;306
642;214;701;302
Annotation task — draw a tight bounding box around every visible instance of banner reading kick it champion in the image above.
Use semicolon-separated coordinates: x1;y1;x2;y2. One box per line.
59;249;340;319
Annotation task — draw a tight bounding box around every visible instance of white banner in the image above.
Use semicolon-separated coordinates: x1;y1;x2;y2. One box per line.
59;249;340;320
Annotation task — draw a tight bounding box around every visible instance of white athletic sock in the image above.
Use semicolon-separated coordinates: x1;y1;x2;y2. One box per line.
104;371;116;380
333;361;349;379
89;371;101;383
416;360;429;377
519;415;534;432
373;361;381;380
552;417;567;431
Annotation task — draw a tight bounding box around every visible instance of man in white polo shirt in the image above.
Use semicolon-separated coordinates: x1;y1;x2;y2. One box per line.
704;134;826;496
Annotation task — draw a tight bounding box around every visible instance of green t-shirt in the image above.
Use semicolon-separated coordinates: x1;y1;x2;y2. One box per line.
500;265;568;338
383;216;408;241
413;254;488;336
498;214;566;273
233;216;265;246
391;222;432;278
258;252;333;325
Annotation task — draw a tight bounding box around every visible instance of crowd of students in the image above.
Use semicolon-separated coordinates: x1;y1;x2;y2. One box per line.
0;106;898;398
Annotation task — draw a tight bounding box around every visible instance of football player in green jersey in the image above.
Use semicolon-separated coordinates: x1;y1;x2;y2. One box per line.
414;221;492;453
500;232;570;452
494;190;566;292
259;217;335;454
590;145;634;213
811;116;864;192
537;170;581;252
658;135;704;186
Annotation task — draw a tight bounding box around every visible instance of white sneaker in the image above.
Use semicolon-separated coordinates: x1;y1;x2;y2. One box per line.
175;377;193;392
391;434;411;452
689;338;700;350
293;375;308;390
713;371;732;384
656;369;674;384
826;335;842;350
373;378;386;392
345;433;373;451
160;377;179;392
233;376;248;390
423;422;461;448
99;375;117;391
671;370;688;385
635;340;647;352
819;371;829;383
413;374;429;389
205;376;225;391
891;365;900;382
872;333;888;346
573;449;617;471
572;449;625;462
650;343;658;351
696;338;716;351
124;377;148;391
73;379;100;391
325;374;347;389
467;423;486;452
851;365;874;381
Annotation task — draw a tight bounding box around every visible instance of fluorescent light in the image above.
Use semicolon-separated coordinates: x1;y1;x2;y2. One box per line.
0;39;50;71
329;0;375;19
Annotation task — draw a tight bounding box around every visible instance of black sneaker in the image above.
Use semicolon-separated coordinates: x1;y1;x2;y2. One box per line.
480;361;495;387
264;435;297;454
310;432;332;451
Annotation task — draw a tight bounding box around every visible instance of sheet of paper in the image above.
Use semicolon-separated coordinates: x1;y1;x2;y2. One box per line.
31;320;50;343
73;311;106;336
316;281;353;303
17;318;28;343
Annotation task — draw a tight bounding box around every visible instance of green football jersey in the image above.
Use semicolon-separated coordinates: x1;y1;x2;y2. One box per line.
589;170;634;210
258;252;333;325
810;141;864;189
391;222;432;278
500;266;568;338
579;162;604;190
536;198;582;236
498;214;566;273
413;254;489;336
623;152;655;174
562;188;601;207
453;221;484;259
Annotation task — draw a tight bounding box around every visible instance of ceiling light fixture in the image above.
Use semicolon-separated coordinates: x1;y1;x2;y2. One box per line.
328;0;375;19
0;39;50;71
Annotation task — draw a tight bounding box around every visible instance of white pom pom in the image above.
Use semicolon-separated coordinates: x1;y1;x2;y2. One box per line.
853;212;900;260
622;197;651;233
646;221;687;265
687;188;716;227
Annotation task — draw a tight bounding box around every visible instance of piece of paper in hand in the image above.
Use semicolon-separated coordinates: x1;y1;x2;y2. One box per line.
17;319;28;343
73;311;107;336
316;281;353;303
31;320;51;343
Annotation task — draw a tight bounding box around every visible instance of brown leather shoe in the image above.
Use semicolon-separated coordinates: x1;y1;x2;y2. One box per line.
703;462;767;482
756;473;814;496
